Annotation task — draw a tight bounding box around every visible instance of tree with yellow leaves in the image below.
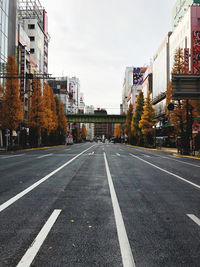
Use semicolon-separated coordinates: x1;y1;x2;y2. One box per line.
81;124;87;140
28;78;45;146
167;48;198;153
124;103;133;144
1;56;23;145
114;124;122;142
139;92;155;147
131;91;144;145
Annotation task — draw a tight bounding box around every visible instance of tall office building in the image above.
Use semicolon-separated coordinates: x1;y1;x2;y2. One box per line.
0;0;10;74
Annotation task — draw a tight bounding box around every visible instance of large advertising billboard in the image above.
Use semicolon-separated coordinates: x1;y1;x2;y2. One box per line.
133;67;146;85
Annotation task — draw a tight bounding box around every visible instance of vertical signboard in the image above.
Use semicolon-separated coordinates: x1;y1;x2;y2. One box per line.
184;48;189;74
192;31;200;74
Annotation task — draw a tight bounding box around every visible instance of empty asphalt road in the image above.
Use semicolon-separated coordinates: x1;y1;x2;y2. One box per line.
0;143;199;266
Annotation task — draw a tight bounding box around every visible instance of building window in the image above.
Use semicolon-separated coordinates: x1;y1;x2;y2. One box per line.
30;48;34;54
29;36;35;41
198;18;200;26
28;24;35;29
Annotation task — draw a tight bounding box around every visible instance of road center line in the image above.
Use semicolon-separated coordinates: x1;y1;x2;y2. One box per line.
17;209;61;267
37;153;53;159
104;153;135;267
0;145;95;213
130;154;200;190
2;154;25;159
187;214;200;226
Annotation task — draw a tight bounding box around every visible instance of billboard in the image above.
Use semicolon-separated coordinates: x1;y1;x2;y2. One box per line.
133;67;146;85
172;74;200;99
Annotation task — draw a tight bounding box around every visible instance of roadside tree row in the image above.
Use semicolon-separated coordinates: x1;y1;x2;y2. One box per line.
0;55;67;148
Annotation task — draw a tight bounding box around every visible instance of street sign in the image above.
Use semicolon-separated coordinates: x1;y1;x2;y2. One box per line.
172;74;200;100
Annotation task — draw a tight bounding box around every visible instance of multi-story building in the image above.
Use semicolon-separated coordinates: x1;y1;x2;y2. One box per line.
68;77;80;114
152;32;171;120
0;0;18;147
141;63;153;100
170;4;200;74
85;105;95;141
48;77;68;113
122;67;146;113
172;0;200;29
79;92;85;114
18;0;50;75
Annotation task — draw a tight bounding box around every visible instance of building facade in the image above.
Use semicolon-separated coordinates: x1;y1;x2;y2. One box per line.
84;105;94;141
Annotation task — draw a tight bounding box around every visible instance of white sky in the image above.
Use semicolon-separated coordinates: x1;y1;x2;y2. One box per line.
45;0;175;114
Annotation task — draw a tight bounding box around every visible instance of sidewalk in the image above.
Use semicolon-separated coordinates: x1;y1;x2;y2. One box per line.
127;144;200;160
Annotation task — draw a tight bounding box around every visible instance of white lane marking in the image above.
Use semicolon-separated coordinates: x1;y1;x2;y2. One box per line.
0;145;95;213
116;153;121;157
130;154;200;190
104;153;135;267
2;154;25;159
142;154;150;158
159;155;200;168
37;153;53;159
187;214;200;226
65;148;71;151
17;209;61;267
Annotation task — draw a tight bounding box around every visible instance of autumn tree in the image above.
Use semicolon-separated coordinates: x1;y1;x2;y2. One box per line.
114;124;122;142
81;124;87;140
167;48;198;153
28;78;45;146
131;91;144;146
124;103;133;144
139;92;155;147
1;56;23;145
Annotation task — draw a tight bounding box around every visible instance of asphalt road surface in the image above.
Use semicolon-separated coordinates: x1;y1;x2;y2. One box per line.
0;143;199;267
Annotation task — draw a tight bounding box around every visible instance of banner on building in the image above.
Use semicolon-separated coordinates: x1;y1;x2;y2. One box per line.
192;31;200;74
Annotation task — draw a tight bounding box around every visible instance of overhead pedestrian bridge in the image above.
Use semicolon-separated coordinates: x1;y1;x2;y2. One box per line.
66;114;126;123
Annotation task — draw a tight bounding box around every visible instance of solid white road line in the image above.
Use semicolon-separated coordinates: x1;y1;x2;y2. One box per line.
159;155;200;168
2;154;25;159
0;145;95;213
37;153;53;159
130;154;200;190
17;209;61;267
104;153;135;267
187;214;200;226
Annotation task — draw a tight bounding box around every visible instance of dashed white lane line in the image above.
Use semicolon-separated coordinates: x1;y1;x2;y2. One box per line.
104;153;135;267
2;154;25;159
130;154;200;190
17;209;61;267
0;145;95;213
37;153;53;159
187;214;200;226
142;154;150;158
116;153;121;157
65;148;71;151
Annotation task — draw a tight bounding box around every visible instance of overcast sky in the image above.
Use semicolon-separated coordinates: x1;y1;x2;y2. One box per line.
45;0;175;114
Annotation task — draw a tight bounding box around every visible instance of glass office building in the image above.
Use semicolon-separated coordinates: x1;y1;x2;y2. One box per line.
0;0;9;72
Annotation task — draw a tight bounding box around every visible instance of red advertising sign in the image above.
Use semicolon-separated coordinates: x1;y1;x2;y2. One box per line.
192;31;200;74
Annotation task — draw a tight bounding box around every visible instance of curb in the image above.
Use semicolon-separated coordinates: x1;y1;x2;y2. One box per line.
173;153;200;160
0;145;66;154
